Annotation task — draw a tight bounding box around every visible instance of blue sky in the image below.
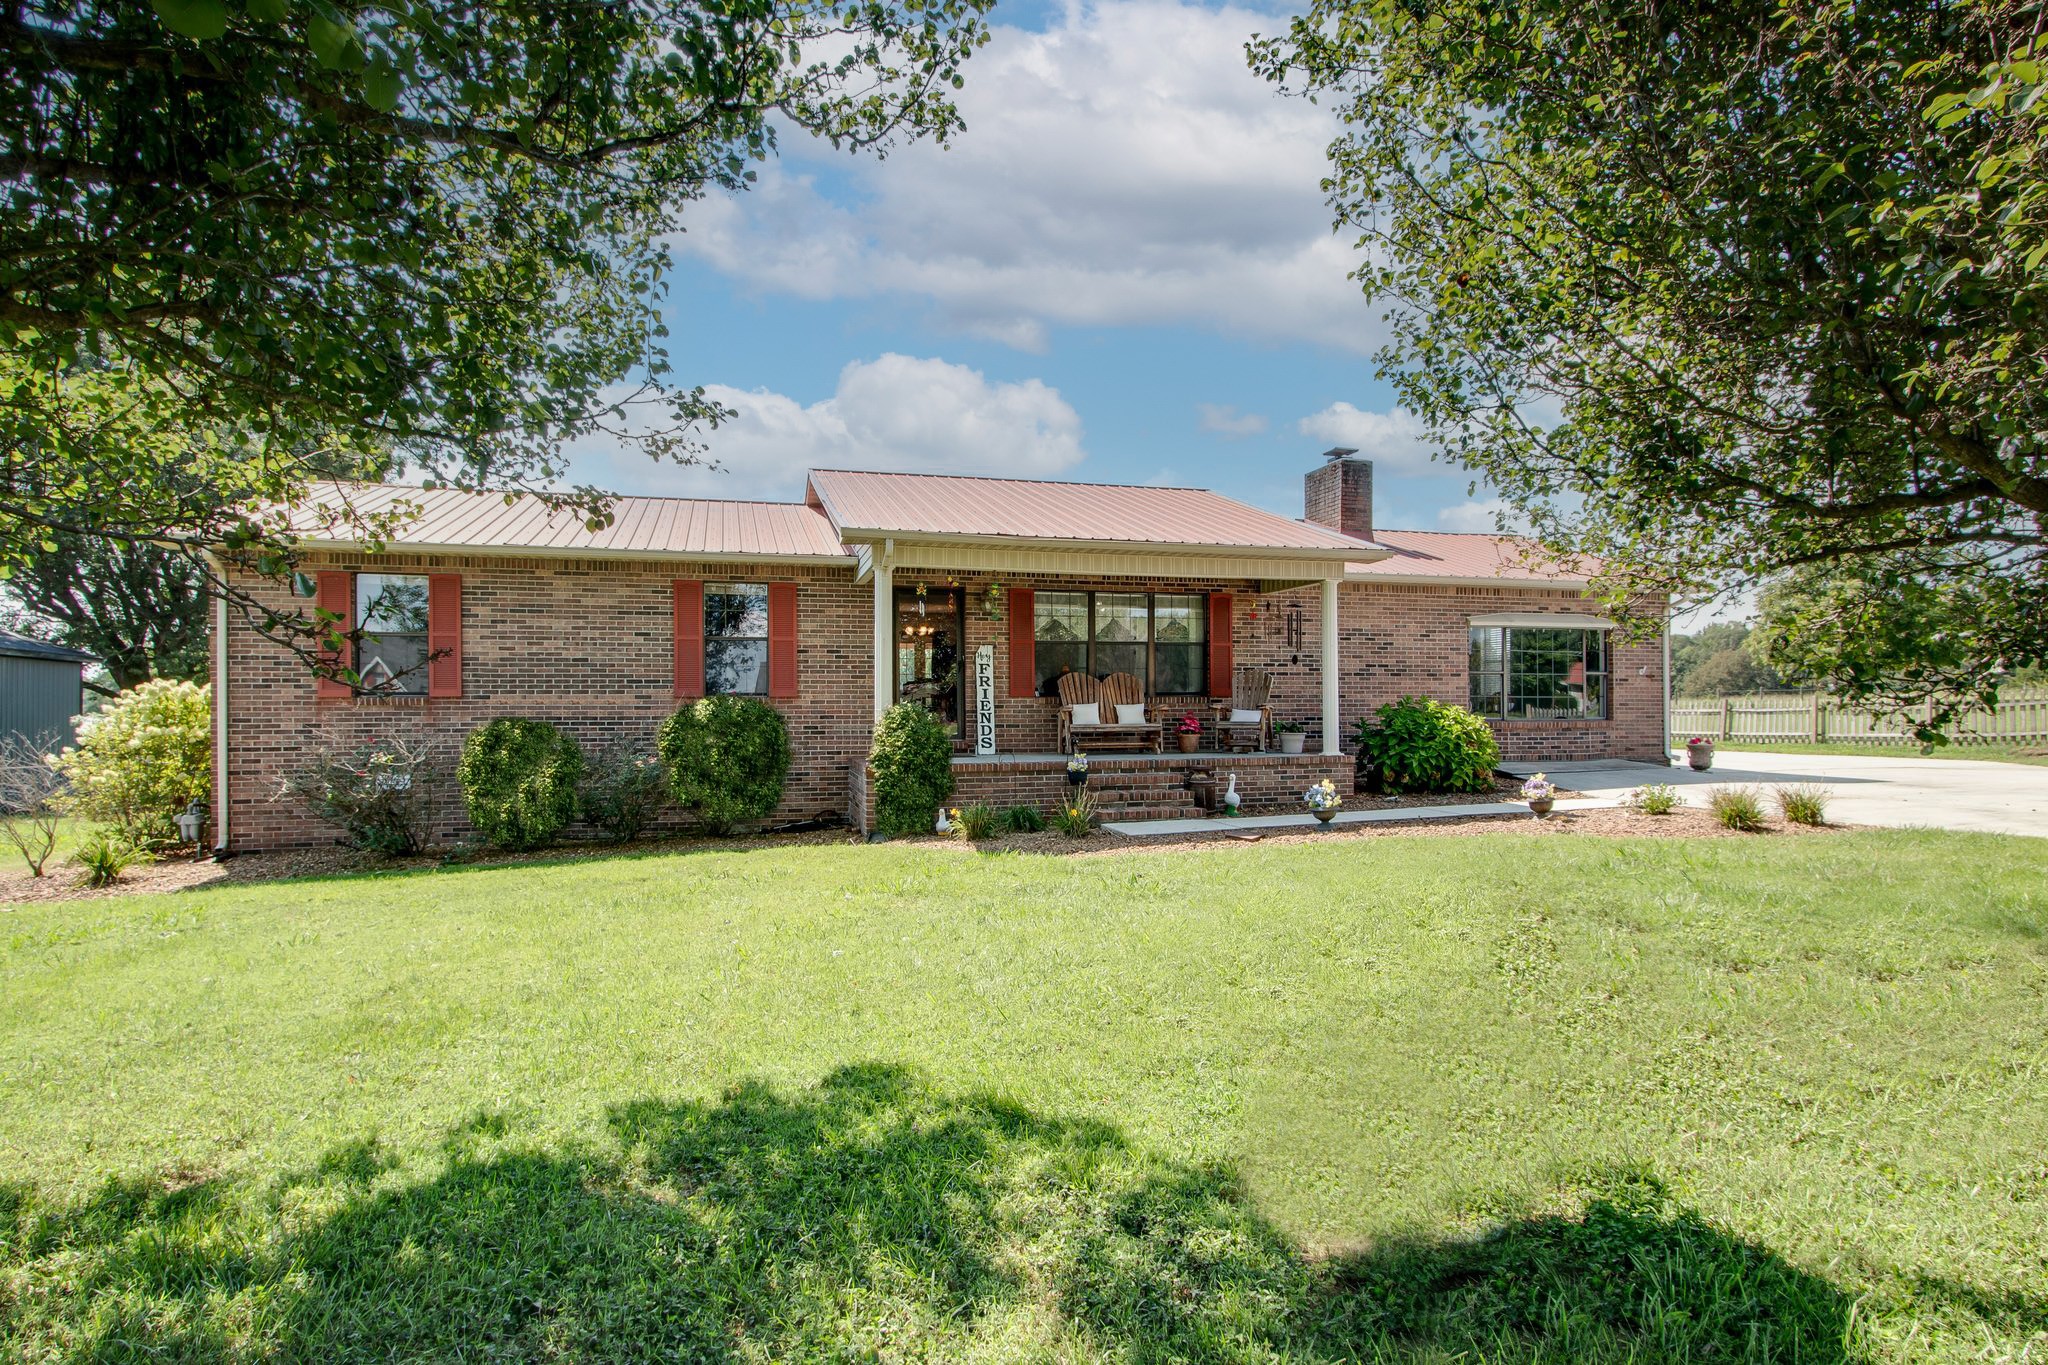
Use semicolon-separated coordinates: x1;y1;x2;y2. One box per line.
567;0;1508;536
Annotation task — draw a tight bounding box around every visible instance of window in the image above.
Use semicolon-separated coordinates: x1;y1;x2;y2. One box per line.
704;582;769;694
355;574;429;694
1469;626;1608;720
1033;590;1208;695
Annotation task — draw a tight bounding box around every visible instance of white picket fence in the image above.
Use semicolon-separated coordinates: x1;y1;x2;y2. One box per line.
1669;686;2048;748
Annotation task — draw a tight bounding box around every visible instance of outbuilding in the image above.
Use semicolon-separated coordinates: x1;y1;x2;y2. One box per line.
0;631;95;746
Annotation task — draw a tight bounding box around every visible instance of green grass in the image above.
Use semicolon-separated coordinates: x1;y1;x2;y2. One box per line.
3;831;2046;1361
1711;740;2048;766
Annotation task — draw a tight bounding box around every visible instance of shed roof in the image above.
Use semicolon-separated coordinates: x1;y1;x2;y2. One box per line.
1347;529;1594;585
0;631;96;664
804;469;1380;558
283;483;850;562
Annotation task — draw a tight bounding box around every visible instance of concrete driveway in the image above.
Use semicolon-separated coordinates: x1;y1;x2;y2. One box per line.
1502;750;2048;838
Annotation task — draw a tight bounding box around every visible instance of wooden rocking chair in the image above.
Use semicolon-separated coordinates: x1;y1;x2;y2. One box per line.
1209;666;1273;752
1056;671;1163;753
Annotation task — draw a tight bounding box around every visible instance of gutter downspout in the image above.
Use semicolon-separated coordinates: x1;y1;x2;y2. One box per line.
1662;610;1674;766
208;555;231;857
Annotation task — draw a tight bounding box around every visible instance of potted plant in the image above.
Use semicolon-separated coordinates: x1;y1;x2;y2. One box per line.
1275;720;1307;755
1066;751;1089;786
1685;736;1715;771
1175;711;1202;753
1304;778;1343;824
1520;771;1557;816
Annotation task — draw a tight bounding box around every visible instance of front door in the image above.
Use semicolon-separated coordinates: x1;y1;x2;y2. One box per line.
894;585;966;734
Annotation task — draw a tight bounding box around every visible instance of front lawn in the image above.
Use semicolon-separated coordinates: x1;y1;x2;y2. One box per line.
3;831;2044;1361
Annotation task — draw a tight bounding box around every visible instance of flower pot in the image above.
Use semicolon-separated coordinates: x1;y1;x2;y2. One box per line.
1278;732;1306;755
1176;733;1200;753
1066;769;1087;786
1312;808;1336;824
1528;797;1554;817
1686;742;1714;771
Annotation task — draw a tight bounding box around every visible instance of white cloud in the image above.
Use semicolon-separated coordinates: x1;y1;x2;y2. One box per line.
568;354;1085;500
1435;497;1525;534
1196;403;1268;437
674;0;1379;351
1295;403;1441;475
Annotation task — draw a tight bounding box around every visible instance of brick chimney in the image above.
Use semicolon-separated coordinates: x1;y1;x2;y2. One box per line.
1304;447;1373;541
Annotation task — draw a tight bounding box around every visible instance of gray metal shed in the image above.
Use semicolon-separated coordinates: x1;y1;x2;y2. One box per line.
0;632;96;746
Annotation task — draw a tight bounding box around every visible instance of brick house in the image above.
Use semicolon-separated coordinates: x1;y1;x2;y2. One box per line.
209;451;1668;850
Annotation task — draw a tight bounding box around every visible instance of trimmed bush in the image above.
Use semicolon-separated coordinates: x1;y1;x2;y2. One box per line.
53;678;211;848
869;703;954;837
659;697;790;835
579;745;669;842
458;719;585;850
1353;695;1500;794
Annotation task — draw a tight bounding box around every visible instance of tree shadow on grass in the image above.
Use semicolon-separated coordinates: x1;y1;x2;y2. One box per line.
2;1064;1888;1362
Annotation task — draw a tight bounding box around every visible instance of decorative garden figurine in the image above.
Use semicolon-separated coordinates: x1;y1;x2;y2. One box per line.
1222;774;1241;814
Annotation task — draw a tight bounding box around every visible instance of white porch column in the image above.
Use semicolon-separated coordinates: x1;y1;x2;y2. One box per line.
1321;575;1342;755
872;554;894;721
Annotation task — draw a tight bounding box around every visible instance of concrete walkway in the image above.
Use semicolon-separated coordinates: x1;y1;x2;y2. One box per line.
1101;796;1614;838
1501;751;2048;838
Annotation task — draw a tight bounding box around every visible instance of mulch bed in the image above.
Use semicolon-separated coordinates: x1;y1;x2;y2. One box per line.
2;786;1854;907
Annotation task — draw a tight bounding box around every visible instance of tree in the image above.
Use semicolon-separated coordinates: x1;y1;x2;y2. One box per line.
2;0;991;659
0;535;206;689
1253;0;2047;728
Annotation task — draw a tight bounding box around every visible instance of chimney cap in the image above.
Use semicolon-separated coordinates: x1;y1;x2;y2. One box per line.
1322;447;1359;462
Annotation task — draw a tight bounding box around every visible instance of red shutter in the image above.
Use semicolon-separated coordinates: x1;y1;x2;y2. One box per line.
314;571;352;699
427;573;462;698
767;581;799;699
672;580;704;699
1007;587;1036;698
1207;593;1234;699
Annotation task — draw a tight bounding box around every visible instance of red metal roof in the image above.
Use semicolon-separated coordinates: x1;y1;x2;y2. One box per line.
283;483;850;561
804;469;1377;555
1349;529;1593;584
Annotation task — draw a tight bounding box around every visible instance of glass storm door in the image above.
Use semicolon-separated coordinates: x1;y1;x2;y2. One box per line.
894;586;965;734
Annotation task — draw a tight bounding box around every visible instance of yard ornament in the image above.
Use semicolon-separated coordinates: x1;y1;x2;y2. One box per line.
1222;774;1241;814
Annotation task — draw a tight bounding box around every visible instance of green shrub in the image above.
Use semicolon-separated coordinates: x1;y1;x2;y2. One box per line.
1000;804;1046;834
949;801;1002;840
1353;696;1500;794
1627;783;1681;815
71;830;143;888
659;697;791;835
281;733;440;856
1776;785;1829;826
1050;789;1097;837
869;703;954;837
1709;786;1768;832
579;745;669;842
458;719;585;850
52;678;211;848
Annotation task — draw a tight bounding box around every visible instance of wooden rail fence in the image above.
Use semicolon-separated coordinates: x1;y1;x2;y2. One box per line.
1668;686;2048;747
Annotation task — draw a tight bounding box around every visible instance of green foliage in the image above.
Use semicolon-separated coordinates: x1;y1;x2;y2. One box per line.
999;805;1046;834
1776;786;1831;827
51;678;210;847
659;697;790;836
2;1;993;588
282;734;439;856
1251;0;2048;701
68;829;141;887
458;719;585;851
868;704;954;837
1626;783;1681;816
1049;789;1097;837
578;746;669;843
1709;787;1769;833
1353;696;1500;794
1672;623;1783;698
948;801;1002;841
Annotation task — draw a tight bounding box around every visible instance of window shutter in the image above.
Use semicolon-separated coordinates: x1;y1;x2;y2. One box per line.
673;580;704;699
1007;587;1036;698
1207;593;1234;699
427;573;462;698
314;571;352;699
767;581;799;698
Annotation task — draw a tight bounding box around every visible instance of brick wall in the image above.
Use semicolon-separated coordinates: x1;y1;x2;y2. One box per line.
219;555;1665;850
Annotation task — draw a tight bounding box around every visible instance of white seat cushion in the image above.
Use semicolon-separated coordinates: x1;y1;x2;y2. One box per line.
1114;703;1147;724
1069;702;1101;726
1228;708;1263;724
